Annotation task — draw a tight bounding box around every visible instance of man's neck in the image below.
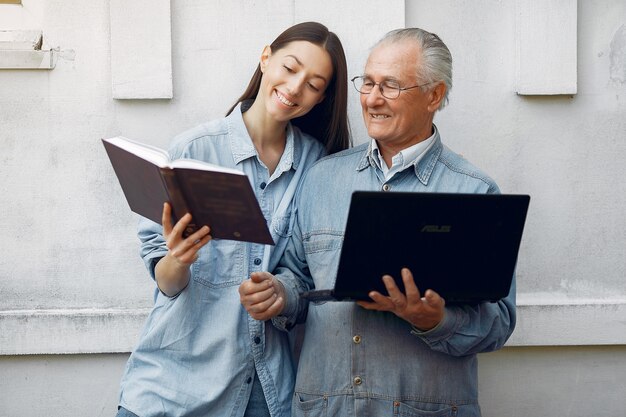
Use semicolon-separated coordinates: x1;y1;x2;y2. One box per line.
377;125;435;168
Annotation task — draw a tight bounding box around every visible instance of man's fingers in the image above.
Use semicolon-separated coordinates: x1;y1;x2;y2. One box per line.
382;275;408;307
249;296;285;321
401;268;422;301
248;290;279;313
381;275;400;296
245;283;275;302
264;297;285;319
424;289;445;308
358;291;393;311
251;271;273;284
239;277;271;298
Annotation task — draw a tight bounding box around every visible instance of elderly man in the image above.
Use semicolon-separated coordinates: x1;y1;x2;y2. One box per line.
240;27;515;417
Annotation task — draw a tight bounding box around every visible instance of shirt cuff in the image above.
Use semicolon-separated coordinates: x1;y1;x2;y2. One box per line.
271;276;300;331
144;253;167;280
410;307;459;343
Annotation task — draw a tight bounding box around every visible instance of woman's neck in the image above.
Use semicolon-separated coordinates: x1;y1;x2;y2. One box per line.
242;100;288;175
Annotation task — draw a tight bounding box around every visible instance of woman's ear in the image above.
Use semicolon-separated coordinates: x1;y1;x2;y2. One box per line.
427;82;446;112
259;45;272;73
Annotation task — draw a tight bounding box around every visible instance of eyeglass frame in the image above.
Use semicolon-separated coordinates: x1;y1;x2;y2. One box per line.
350;75;435;100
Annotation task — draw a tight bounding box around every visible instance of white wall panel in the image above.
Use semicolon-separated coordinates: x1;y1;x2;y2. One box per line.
515;0;577;95
110;0;172;99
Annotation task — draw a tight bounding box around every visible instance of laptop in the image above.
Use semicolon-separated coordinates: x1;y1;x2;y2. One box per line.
302;191;530;304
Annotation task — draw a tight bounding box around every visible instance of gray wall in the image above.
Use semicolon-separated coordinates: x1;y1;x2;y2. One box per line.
1;0;625;416
2;347;626;416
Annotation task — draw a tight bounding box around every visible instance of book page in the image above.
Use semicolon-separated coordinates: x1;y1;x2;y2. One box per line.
170;158;244;175
104;136;244;175
104;136;170;167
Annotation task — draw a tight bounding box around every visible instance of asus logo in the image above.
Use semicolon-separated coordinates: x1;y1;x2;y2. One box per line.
421;225;452;233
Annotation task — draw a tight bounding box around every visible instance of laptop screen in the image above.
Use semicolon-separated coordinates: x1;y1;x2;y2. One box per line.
330;192;530;303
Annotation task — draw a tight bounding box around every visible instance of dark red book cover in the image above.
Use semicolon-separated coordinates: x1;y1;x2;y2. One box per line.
102;137;274;245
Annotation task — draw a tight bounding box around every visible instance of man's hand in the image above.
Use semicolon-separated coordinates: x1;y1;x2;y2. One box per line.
357;268;445;331
239;272;286;321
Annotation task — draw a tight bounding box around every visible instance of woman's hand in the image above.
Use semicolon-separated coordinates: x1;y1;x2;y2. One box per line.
155;203;212;296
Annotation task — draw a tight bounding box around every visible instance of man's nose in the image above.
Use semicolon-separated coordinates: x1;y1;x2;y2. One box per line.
365;84;385;105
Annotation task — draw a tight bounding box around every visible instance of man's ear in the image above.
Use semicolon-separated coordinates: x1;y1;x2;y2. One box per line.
259;45;272;73
427;82;447;112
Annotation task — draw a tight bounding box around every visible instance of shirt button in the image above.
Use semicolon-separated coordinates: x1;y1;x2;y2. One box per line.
353;376;362;385
254;258;262;266
352;335;361;344
260;182;267;189
382;184;391;191
254;336;261;344
246;376;252;384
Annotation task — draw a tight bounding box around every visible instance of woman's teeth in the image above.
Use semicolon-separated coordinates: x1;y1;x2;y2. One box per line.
276;91;296;107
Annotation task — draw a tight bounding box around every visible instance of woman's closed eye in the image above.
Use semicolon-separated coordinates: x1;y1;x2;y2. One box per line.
307;82;321;92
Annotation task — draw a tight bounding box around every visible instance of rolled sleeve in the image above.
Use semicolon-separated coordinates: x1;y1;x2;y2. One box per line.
270;210;313;331
411;275;516;357
137;216;168;280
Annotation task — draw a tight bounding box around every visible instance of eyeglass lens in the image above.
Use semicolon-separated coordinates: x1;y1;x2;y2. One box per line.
353;77;400;99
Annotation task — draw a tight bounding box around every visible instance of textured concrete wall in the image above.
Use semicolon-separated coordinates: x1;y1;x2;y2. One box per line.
407;0;626;302
1;0;625;416
0;0;404;354
2;347;625;417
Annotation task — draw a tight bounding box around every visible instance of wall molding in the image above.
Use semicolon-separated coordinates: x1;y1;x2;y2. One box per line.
508;300;626;346
2;300;625;355
0;308;151;355
0;29;56;69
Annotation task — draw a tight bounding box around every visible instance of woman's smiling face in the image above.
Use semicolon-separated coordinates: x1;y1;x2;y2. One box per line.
259;40;333;123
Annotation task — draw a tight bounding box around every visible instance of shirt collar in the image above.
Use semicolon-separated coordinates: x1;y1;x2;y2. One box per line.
228;100;298;171
279;125;297;172
413;126;442;185
357;124;442;185
358;125;438;171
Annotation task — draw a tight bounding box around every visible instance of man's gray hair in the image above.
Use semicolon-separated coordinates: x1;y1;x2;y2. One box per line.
374;28;452;110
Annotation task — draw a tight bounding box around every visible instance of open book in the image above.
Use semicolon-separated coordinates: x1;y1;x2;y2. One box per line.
102;136;274;245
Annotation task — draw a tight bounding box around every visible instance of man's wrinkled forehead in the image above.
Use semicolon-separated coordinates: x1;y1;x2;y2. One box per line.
364;40;420;81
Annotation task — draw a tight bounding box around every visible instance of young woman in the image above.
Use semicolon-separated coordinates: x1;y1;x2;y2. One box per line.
116;22;350;417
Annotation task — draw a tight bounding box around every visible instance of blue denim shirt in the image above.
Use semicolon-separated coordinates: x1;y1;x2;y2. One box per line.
274;127;516;417
118;102;325;417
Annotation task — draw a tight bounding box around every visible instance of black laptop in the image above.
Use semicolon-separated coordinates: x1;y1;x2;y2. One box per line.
302;191;530;304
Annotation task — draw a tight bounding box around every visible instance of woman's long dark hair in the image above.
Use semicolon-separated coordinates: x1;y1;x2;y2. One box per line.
227;21;350;154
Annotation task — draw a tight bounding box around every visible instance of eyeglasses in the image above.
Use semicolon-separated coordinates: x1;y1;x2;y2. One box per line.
351;75;432;99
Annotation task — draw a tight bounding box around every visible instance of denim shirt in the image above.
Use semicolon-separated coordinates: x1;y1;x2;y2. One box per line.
117;102;326;417
274;128;516;417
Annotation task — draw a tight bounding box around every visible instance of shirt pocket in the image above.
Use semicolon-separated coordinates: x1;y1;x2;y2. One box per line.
293;392;327;415
271;214;294;239
393;400;459;417
302;230;343;254
302;231;343;290
192;239;245;288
